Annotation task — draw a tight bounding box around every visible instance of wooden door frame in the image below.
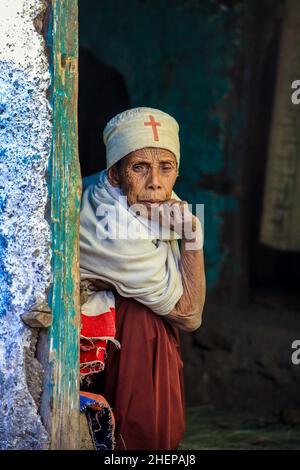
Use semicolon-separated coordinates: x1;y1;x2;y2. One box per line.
44;0;81;450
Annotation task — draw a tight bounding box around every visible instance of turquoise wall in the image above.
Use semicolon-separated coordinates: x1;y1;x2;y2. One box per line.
79;0;245;290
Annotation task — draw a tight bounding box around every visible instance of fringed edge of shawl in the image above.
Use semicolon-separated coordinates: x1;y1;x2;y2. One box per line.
80;392;116;450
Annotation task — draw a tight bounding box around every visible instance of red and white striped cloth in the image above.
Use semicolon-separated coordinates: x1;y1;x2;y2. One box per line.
80;290;120;377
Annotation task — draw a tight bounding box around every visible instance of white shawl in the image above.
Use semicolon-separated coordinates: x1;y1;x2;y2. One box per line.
80;170;183;316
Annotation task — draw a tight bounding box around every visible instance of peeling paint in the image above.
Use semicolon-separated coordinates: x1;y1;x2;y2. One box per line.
0;0;51;449
48;0;80;450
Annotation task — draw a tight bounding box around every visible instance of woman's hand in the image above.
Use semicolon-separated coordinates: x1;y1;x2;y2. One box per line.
156;199;197;237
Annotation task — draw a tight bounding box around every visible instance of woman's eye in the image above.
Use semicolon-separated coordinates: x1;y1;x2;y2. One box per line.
133;164;145;171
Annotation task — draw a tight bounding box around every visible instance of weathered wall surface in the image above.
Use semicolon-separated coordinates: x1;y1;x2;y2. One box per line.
260;0;300;251
0;0;51;449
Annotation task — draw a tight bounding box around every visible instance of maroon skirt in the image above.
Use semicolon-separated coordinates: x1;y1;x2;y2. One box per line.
102;294;186;450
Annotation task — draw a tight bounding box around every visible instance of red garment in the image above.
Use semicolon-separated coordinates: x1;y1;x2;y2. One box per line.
102;294;186;450
80;306;117;376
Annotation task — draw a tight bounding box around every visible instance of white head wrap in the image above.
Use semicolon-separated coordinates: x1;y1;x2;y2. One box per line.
103;107;180;169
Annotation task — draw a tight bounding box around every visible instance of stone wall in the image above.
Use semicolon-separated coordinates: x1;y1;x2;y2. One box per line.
0;0;51;449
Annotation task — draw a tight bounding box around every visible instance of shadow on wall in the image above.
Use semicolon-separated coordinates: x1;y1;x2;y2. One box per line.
78;48;131;177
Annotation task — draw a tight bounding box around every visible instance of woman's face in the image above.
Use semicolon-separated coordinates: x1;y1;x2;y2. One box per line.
108;147;178;207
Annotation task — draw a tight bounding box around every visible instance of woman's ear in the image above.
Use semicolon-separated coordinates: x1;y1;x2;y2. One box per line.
107;164;121;187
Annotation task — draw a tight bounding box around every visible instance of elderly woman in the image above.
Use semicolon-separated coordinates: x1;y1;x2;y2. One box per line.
80;107;206;450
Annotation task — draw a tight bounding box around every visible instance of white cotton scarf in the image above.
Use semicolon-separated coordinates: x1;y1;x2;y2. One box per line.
80;170;183;316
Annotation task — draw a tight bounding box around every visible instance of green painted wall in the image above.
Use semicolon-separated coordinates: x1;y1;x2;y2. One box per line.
79;0;247;291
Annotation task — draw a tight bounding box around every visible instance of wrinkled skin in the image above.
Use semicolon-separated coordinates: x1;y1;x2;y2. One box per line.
108;147;178;206
107;147;197;236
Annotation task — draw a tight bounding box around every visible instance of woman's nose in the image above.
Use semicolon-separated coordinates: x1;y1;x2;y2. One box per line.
146;168;162;190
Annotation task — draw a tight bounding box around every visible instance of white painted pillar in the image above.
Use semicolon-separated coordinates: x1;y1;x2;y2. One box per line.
0;0;52;449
